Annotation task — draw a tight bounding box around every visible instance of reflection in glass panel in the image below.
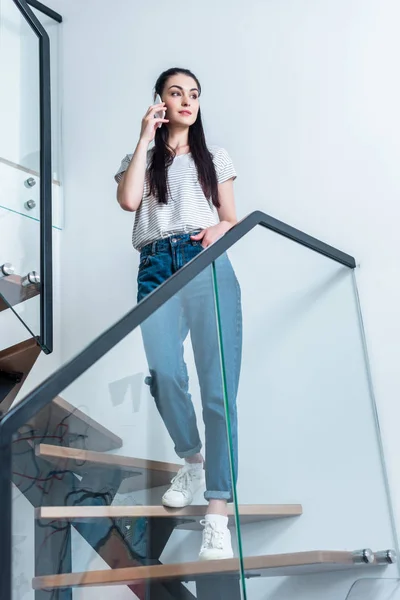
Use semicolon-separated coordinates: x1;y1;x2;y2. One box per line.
0;0;42;342
0;206;40;341
10;261;246;599
0;162;63;229
346;578;400;600
0;0;63;229
0;0;40;172
214;225;396;598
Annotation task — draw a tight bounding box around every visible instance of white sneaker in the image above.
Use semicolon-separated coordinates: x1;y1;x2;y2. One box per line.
199;517;234;561
162;464;205;508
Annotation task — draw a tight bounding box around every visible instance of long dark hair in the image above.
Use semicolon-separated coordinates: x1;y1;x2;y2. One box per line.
147;67;220;207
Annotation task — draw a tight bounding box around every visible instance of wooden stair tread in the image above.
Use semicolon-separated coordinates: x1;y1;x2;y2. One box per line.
37;444;180;473
32;550;379;589
0;337;39;362
25;397;122;452
36;444;179;489
37;503;303;530
0;274;40;312
0;338;40;416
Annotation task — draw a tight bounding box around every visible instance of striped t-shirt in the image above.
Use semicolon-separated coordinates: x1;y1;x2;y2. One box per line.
114;145;237;250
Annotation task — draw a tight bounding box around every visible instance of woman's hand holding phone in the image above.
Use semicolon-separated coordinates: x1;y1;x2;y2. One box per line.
139;98;169;144
153;94;166;128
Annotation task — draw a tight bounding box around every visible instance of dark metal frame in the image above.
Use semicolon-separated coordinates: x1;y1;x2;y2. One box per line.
0;210;356;599
11;0;58;354
27;0;63;23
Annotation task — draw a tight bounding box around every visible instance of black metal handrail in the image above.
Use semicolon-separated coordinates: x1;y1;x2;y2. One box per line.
27;0;63;22
11;0;55;353
0;209;355;599
0;209;355;438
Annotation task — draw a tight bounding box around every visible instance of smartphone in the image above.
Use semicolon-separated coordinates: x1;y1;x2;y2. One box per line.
154;93;166;128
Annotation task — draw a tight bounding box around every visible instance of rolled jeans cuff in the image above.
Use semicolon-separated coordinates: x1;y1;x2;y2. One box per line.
204;490;232;501
176;443;202;459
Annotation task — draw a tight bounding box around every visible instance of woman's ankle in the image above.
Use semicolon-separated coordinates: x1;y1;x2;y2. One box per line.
206;499;228;517
185;453;203;465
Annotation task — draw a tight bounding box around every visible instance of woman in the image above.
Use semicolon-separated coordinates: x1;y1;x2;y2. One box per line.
115;67;242;560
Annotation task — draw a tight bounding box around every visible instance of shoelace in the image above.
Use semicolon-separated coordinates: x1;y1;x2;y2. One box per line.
200;520;224;550
169;468;196;497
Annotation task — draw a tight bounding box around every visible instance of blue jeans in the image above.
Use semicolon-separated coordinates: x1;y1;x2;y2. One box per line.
137;232;242;501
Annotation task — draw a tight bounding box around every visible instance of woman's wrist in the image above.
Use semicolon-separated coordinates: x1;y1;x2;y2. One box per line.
218;220;235;234
137;137;150;153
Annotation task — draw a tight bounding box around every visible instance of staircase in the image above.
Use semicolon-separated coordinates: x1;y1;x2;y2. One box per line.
1;196;398;600
10;381;393;599
1;282;397;600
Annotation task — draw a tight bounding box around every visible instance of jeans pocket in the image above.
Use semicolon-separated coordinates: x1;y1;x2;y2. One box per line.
190;240;205;250
138;255;151;271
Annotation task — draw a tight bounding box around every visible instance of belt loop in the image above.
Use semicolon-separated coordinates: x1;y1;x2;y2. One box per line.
151;241;157;255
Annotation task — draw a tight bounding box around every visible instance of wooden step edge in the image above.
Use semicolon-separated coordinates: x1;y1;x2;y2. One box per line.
0;275;40;312
0;337;39;361
50;397;123;449
32;550;377;590
36;503;303;521
36;443;181;474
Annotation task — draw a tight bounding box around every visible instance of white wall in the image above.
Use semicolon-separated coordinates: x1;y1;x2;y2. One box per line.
0;0;62;178
34;0;400;598
0;0;28;167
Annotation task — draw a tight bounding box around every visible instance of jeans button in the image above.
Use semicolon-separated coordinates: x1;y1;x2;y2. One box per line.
172;238;177;243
